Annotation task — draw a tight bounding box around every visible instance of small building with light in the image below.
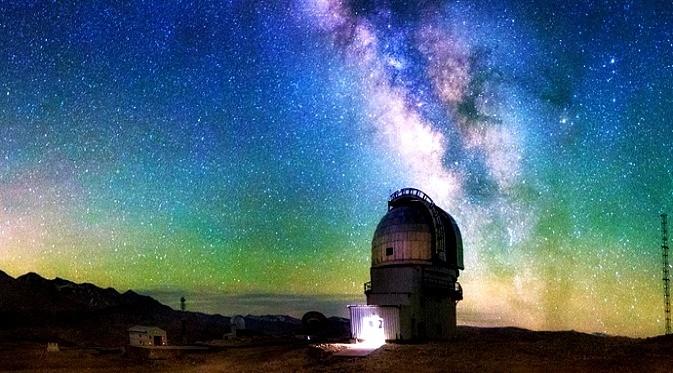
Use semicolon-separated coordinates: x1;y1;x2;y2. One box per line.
128;325;167;347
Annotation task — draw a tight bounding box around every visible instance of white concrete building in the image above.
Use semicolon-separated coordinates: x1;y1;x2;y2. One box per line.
128;325;167;347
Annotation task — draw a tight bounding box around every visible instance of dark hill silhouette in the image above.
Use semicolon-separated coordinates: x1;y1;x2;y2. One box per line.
0;270;228;346
0;270;348;347
1;271;167;313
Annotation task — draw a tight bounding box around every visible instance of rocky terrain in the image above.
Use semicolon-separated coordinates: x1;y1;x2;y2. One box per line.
1;326;672;372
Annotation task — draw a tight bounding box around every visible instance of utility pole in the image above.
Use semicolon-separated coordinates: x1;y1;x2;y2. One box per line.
180;296;187;344
661;213;671;335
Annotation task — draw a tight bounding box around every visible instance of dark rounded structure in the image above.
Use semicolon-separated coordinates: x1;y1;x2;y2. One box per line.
302;311;328;336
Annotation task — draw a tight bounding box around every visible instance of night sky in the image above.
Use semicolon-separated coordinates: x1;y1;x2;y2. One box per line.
1;0;672;337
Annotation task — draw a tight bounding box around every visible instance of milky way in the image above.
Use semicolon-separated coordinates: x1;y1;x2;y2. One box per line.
1;1;672;336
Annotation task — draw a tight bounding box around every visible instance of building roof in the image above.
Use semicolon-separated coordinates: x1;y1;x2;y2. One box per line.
373;187;464;270
128;325;166;333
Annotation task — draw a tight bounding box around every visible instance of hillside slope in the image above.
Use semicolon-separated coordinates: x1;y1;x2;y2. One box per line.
0;270;229;346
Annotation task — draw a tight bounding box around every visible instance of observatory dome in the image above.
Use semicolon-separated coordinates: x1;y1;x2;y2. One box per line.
371;188;463;269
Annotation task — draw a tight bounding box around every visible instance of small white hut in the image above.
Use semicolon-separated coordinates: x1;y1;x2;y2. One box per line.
128;325;167;347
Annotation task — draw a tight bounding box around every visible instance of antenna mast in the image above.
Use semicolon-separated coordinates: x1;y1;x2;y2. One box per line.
661;213;671;335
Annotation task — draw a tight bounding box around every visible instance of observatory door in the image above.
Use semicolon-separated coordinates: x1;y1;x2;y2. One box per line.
362;315;385;344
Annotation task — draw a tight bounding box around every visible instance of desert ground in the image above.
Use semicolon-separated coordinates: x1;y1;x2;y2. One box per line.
1;327;672;372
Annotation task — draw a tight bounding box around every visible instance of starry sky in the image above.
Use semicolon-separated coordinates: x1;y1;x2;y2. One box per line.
1;0;672;337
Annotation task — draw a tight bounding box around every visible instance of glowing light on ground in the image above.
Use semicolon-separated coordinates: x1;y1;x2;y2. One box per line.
357;315;386;348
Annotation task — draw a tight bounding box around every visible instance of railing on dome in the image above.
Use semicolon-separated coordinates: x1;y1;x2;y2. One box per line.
389;188;447;262
388;188;434;206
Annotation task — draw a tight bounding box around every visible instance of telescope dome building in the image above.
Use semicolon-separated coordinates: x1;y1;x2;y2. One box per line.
349;188;464;341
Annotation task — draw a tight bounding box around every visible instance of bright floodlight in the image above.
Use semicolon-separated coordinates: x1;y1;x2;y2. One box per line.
359;315;385;347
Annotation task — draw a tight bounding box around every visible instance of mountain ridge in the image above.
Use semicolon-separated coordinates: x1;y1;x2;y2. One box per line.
0;270;348;346
0;270;229;346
